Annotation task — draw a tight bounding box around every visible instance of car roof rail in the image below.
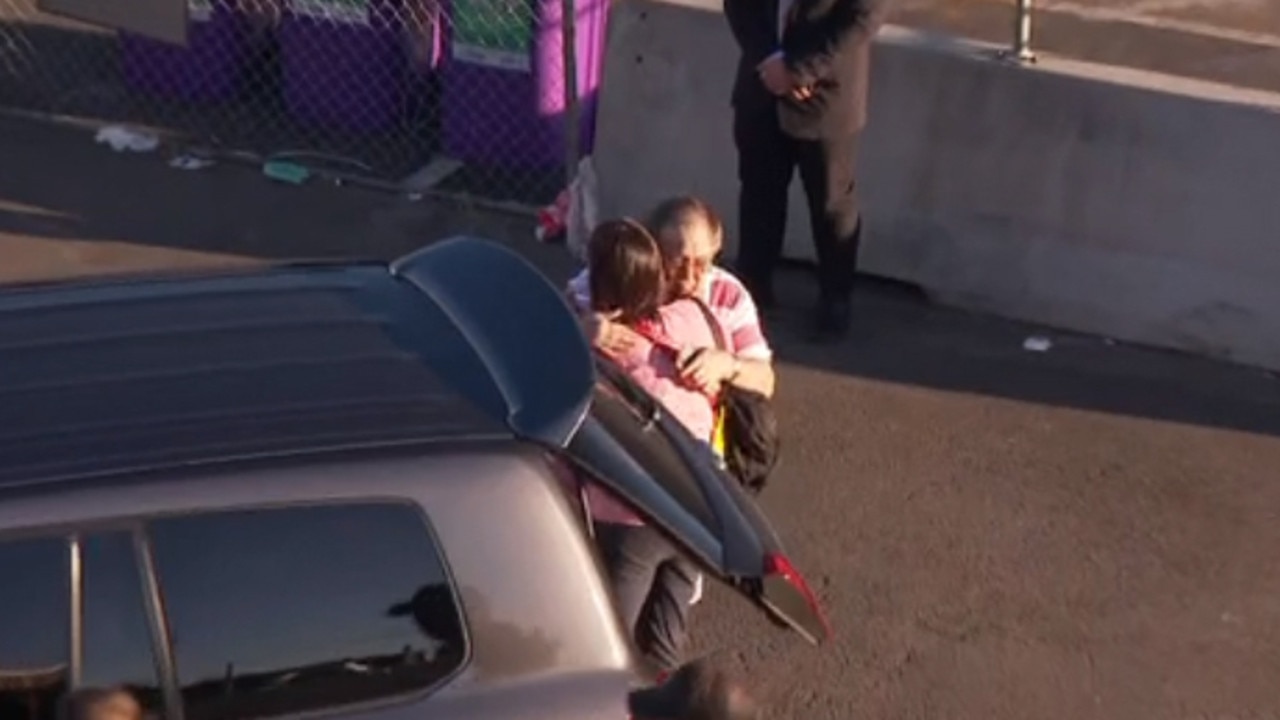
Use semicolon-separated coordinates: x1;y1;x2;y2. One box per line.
390;237;594;448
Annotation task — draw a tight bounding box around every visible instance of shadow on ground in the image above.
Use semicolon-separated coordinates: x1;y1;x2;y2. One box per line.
3;112;1278;438
767;269;1280;437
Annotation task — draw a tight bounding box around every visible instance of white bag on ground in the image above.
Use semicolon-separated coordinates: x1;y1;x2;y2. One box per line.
564;156;599;263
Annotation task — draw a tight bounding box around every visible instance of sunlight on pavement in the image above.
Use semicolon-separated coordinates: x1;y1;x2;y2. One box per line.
0;198;74;219
0;234;261;285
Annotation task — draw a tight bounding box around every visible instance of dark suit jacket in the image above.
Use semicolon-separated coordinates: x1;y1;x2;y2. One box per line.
724;0;887;139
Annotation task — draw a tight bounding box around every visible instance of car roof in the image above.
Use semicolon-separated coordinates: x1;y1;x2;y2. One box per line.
0;261;525;490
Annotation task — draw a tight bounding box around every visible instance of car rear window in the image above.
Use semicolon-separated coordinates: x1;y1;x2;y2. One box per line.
147;503;466;720
0;502;466;720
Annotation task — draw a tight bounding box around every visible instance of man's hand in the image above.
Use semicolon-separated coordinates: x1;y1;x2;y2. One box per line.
756;53;796;96
677;347;738;394
581;312;642;355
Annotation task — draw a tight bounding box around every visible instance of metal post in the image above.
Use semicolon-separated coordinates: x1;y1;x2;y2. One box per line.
68;535;83;690
1014;0;1036;62
1000;0;1037;64
560;0;581;186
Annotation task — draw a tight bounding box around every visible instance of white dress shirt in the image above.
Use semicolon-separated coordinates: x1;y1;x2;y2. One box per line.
777;0;794;41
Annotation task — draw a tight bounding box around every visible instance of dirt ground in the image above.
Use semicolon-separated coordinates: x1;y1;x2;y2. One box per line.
4;113;1280;719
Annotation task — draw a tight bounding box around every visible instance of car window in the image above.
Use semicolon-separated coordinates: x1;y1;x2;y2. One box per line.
146;503;466;720
587;362;718;533
0;536;69;720
80;531;165;718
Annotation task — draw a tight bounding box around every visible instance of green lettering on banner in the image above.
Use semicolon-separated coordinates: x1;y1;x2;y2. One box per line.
453;0;532;72
290;0;371;24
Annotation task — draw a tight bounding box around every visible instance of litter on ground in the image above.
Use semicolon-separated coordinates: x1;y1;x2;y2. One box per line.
95;125;160;153
169;155;214;170
1023;335;1053;352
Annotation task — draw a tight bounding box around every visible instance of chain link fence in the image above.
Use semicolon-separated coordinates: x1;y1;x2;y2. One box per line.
0;0;606;205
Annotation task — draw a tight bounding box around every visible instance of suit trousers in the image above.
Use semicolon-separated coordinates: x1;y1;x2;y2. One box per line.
733;106;862;304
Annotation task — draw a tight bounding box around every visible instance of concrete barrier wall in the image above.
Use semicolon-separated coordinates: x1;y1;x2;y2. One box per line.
592;0;1280;369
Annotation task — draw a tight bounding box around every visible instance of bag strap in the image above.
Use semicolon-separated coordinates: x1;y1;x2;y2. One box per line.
685;298;732;414
689;296;729;353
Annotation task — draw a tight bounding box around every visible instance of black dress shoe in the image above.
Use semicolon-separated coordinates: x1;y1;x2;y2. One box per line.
810;298;852;343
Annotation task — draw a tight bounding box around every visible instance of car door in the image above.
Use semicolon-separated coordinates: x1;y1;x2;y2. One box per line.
565;356;829;646
391;238;828;646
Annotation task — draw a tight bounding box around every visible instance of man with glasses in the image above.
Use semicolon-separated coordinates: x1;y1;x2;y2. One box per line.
568;197;775;401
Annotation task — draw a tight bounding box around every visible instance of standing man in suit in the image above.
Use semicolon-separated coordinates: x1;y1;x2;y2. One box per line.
724;0;886;341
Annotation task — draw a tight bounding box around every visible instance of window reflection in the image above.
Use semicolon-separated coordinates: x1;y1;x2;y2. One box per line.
147;503;466;720
81;532;164;719
0;537;69;720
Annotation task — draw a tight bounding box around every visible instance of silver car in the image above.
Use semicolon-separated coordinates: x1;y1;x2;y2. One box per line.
0;238;828;720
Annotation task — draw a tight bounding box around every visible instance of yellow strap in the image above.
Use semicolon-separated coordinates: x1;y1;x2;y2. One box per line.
711;406;727;458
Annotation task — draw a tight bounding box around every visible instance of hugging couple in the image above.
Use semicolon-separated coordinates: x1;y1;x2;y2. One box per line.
565;196;776;675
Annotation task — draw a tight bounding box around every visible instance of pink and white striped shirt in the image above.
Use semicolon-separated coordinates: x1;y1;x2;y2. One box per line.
566;266;773;361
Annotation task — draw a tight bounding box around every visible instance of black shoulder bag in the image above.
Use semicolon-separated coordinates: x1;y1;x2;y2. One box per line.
690;299;780;494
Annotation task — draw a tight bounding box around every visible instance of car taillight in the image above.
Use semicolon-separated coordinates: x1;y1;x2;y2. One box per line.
763;552;832;641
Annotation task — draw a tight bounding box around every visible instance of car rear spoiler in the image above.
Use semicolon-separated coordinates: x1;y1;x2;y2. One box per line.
390;238;594;448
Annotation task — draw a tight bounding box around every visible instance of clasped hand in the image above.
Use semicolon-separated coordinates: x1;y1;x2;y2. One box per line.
676;347;736;395
757;54;813;101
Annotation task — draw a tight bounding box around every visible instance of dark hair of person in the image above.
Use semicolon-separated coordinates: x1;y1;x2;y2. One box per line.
587;218;667;325
60;687;136;720
627;659;758;720
646;196;724;241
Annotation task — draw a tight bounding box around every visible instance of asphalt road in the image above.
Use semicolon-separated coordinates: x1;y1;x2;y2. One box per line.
5;115;1280;719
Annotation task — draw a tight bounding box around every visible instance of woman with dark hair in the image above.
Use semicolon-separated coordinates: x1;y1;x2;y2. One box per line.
579;218;724;674
585;218;722;443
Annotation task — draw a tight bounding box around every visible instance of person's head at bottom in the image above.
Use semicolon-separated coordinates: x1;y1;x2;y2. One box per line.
628;659;758;720
647;196;724;300
62;687;144;720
